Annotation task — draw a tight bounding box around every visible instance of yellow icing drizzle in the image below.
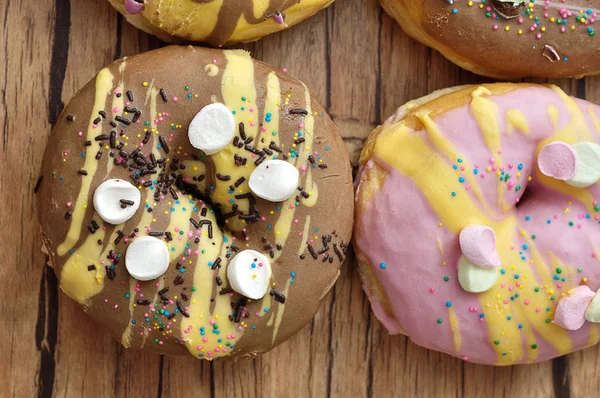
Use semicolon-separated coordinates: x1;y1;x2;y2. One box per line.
447;307;462;353
506;109;530;137
57;68;114;256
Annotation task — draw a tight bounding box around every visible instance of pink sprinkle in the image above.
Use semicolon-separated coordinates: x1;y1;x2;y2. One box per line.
557;283;562;288
593;253;597;258
77;131;83;137
536;308;541;312
66;202;72;207
114;304;119;309
463;356;469;361
536;34;542;39
203;337;208;342
113;106;120;113
63;152;68;157
429;288;435;293
493;25;499;31
104;298;108;303
212;59;217;64
172;97;178;102
282;68;288;73
524;300;530;305
210;319;215;325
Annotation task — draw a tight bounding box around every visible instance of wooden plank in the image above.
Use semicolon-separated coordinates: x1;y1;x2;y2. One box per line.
48;1;121;396
6;0;600;396
0;0;57;397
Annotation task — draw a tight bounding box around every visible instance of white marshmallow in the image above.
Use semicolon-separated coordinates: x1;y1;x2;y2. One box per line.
125;236;170;281
248;160;299;202
566;142;600;188
585;289;600;323
93;179;141;225
188;103;235;155
226;250;272;299
457;255;498;293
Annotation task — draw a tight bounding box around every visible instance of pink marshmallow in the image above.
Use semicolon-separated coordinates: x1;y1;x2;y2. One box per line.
553;285;595;331
125;0;145;15
459;225;502;268
538;141;579;180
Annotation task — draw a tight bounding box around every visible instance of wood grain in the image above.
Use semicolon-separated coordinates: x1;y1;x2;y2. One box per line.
3;0;600;396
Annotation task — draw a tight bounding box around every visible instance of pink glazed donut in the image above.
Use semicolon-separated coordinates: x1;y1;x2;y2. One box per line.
354;83;600;365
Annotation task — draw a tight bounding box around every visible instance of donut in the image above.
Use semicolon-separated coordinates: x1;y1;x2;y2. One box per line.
36;45;353;359
354;83;600;365
380;0;600;79
108;0;333;46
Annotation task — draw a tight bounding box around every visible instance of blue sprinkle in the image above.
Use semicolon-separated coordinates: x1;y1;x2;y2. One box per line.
380;262;387;270
518;163;524;170
445;301;453;308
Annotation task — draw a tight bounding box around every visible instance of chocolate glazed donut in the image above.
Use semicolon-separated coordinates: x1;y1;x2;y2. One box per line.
380;0;600;79
36;46;353;359
109;0;334;46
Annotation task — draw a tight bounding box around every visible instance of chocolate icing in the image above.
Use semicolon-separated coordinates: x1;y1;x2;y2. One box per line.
37;46;353;359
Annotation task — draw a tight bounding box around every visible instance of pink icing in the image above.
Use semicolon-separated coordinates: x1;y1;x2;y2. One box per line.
553;286;595;331
355;86;600;364
538;141;579;180
459;225;501;268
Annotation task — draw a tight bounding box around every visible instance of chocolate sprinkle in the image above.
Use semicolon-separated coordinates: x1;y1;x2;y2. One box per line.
93;117;102;125
87;265;95;271
137;299;151;305
159;88;168;103
176;300;190;317
289;108;308;115
34;176;43;193
159;136;170;154
211;257;222;270
126;90;134;102
333;243;343;261
270;288;286;303
307;244;318;259
115;115;131;125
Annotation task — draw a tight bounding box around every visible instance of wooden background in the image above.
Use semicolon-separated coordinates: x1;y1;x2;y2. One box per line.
3;0;600;397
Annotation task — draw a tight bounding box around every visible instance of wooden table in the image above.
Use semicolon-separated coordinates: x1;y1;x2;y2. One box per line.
3;0;600;396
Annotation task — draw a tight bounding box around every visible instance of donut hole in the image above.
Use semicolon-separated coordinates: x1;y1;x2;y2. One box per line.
175;174;227;228
515;184;534;208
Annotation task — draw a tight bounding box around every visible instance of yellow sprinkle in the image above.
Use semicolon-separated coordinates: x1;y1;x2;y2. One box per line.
505;26;510;32
518;30;523;35
142;81;148;87
583;277;589;283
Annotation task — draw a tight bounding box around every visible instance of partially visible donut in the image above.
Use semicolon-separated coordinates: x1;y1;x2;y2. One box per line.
380;0;600;79
108;0;334;46
354;83;600;365
36;45;353;359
